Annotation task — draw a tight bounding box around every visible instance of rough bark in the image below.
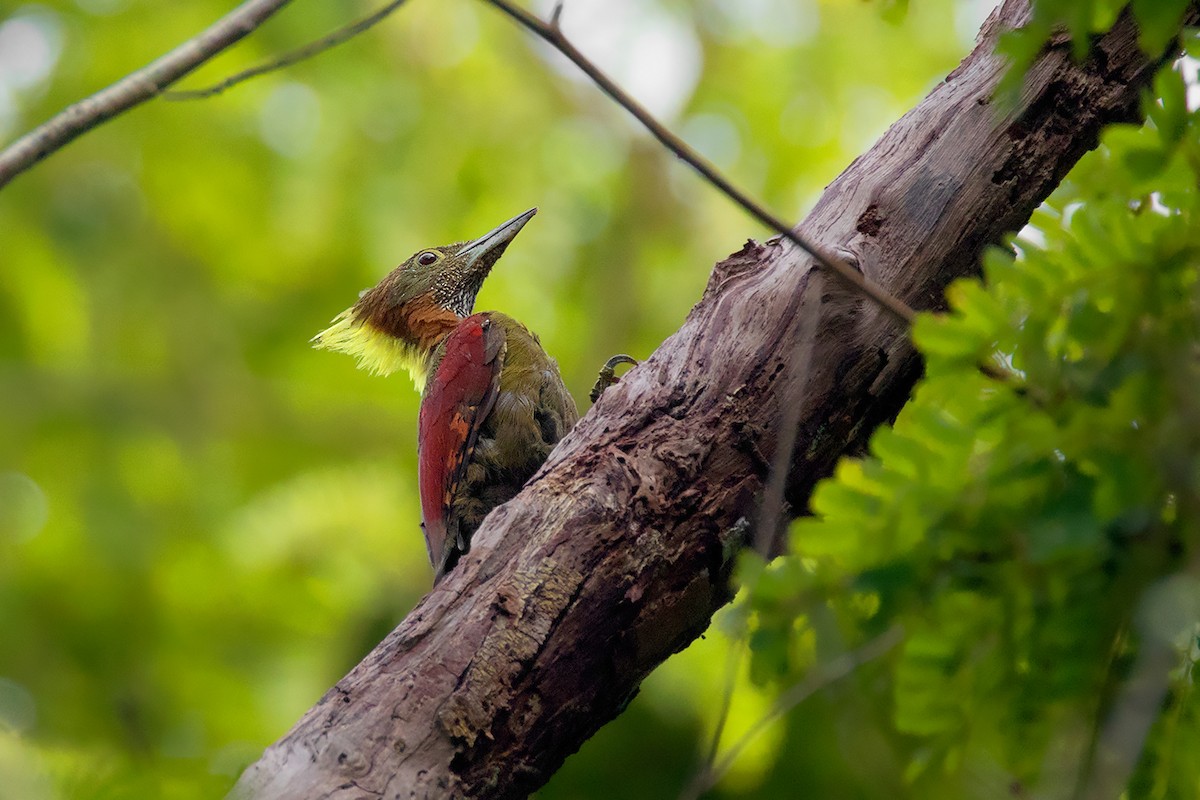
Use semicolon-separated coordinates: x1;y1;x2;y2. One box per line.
234;2;1194;797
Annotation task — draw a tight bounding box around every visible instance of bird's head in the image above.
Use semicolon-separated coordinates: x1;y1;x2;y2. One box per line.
312;207;536;389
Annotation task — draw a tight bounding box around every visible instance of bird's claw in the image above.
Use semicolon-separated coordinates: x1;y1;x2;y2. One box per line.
589;354;639;403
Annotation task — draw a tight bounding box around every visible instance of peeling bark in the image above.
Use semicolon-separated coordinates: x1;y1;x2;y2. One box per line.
233;2;1196;798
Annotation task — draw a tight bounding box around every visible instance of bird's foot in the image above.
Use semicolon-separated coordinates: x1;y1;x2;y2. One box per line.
589;354;638;403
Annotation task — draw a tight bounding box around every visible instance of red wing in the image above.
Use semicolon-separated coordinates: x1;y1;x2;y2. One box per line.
417;314;505;579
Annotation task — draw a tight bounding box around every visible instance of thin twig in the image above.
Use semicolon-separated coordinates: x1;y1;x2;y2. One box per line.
482;0;916;327
165;0;412;100
679;626;904;800
1078;545;1200;800
699;636;746;777
1077;626;1177;799
0;0;295;190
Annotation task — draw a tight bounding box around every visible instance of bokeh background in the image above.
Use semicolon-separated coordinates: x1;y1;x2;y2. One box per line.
0;0;996;796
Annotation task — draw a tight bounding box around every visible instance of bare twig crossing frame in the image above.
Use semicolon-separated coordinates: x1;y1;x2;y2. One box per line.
0;0;295;189
484;0;918;327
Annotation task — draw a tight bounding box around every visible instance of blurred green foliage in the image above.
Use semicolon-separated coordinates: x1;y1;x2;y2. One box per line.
998;0;1190;77
739;52;1200;799
1;0;1180;798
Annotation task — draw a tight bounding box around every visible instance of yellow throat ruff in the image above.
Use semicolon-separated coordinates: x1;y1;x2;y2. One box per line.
312;308;430;391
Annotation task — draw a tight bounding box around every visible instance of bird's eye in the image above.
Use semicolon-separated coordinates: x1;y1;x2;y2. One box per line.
417;251;439;266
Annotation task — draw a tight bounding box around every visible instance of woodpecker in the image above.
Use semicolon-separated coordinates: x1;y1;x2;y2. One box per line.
313;208;578;580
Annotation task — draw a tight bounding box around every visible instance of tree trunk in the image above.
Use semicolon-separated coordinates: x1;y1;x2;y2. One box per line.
233;2;1193;797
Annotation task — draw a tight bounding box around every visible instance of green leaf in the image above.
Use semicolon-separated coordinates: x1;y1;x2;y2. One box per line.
946;278;1010;338
1150;67;1189;146
748;625;792;683
869;427;930;480
912;313;985;362
1124;145;1171;179
1131;0;1189;53
894;631;966;735
1088;0;1125;32
878;0;909;25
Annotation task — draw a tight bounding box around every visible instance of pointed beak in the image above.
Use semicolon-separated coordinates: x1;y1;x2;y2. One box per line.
456;207;537;269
